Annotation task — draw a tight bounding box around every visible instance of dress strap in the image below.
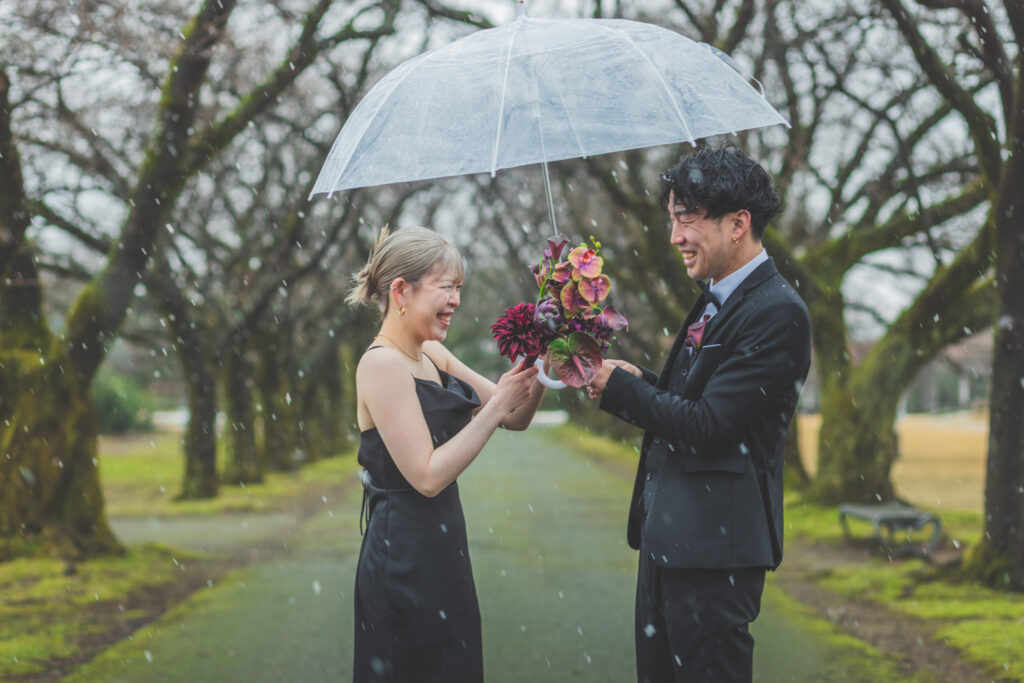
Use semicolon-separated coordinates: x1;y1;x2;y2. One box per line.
423;352;441;372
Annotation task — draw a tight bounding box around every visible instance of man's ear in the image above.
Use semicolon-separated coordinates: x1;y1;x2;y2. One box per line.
732;210;752;241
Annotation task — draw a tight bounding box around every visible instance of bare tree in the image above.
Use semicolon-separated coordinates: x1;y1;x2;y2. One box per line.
873;0;1024;589
0;0;399;558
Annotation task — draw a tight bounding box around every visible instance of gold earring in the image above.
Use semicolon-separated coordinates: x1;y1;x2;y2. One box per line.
732;235;739;244
400;306;406;316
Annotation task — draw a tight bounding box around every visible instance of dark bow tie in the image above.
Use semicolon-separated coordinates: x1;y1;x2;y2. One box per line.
698;280;722;309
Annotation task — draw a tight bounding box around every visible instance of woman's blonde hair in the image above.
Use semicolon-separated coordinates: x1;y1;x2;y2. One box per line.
347;226;465;315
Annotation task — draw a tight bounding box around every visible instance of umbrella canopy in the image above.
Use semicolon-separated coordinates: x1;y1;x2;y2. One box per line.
310;5;787;198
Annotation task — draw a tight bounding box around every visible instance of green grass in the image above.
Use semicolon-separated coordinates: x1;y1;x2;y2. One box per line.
937;620;1024;680
100;432;358;517
760;575;914;682
0;544;199;680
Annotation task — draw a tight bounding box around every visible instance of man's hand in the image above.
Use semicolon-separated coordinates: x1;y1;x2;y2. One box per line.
587;359;642;400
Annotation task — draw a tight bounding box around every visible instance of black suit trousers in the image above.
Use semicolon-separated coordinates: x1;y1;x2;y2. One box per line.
635;546;765;683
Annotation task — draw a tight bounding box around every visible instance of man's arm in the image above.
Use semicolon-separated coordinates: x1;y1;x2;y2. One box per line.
588;359;655;400
599;301;810;456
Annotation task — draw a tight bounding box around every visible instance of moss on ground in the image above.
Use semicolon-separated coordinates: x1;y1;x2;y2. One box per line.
0;543;198;679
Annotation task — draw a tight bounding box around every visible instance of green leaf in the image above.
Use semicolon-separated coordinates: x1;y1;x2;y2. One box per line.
546;332;602;387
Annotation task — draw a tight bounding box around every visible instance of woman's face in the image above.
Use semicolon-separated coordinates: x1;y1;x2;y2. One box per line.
402;266;463;342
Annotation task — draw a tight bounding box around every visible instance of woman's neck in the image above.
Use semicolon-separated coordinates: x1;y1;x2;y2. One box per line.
375;324;423;361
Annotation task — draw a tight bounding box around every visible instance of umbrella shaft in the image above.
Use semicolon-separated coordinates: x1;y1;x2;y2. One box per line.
542;160;558;236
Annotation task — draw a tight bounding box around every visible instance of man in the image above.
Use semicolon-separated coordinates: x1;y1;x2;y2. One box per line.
588;146;811;682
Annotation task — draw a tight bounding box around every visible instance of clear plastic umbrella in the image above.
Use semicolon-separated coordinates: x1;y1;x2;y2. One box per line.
310;1;788;232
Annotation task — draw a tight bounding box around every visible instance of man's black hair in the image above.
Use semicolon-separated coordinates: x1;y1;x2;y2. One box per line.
660;145;781;239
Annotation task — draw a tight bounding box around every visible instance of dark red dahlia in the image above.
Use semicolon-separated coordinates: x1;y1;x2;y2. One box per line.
491;302;544;362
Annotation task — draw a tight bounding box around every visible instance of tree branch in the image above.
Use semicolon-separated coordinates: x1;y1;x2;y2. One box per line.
65;0;240;384
878;0;1002;183
414;0;494;29
1003;0;1024;45
183;0;398;179
814;178;989;274
26;199;110;253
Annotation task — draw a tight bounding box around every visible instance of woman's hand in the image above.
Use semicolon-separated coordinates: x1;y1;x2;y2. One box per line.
492;361;539;415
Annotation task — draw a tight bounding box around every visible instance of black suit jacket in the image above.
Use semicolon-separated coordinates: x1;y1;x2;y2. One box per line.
600;257;811;570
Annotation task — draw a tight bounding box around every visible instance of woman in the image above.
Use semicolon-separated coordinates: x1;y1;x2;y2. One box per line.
348;226;544;682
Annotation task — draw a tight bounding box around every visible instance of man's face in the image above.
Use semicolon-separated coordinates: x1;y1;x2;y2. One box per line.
667;190;736;283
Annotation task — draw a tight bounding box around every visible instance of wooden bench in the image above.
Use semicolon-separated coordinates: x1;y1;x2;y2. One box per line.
838;502;942;559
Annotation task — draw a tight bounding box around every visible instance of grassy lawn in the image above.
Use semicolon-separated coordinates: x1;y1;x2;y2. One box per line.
550;416;1024;681
0;433;358;681
99;432;358;517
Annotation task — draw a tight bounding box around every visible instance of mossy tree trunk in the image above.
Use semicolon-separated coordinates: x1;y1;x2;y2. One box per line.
2;70;116;558
965;90;1024;590
222;331;262;485
147;260;220;499
811;228;995;503
880;0;1023;589
0;249;120;559
782;415;809;490
256;326;303;472
317;341;348;457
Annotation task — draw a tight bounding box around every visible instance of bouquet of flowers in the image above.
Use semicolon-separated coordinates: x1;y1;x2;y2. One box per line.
491;236;628;388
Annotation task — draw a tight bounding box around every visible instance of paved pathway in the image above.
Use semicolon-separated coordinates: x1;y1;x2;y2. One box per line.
70;428;859;682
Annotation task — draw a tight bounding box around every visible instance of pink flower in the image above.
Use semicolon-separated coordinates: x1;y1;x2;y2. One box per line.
578;275;611;304
560;281;590;315
531;261;550;288
550;260;573;283
568;246;603;279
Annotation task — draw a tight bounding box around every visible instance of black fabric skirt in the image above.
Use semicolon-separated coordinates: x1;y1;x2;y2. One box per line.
353;474;483;683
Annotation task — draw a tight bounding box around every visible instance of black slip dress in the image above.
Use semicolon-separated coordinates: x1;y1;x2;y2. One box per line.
353;352;484;683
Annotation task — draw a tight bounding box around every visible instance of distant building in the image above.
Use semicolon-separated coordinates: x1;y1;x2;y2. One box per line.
797;332;992;415
901;332;992;414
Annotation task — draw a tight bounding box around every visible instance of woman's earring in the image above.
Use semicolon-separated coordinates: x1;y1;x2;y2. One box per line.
732;235;739;244
400;306;406;316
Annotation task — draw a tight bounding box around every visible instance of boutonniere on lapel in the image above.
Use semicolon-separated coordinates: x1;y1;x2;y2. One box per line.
490;236;628;388
684;313;712;356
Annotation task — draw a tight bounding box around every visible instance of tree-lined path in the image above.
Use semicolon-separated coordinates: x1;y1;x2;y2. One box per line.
69;427;852;682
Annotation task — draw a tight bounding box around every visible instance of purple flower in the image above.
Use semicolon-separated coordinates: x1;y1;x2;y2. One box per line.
533;297;563;339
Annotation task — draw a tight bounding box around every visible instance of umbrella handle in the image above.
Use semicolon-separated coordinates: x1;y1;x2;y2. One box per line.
534;357;567;390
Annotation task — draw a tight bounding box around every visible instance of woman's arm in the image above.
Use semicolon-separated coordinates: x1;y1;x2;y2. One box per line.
425;341;546;431
359;349;537;497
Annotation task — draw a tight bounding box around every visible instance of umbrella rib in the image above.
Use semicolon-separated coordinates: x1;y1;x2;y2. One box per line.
591;24;696;146
490;21;523;176
554;87;586;159
324;55;427;194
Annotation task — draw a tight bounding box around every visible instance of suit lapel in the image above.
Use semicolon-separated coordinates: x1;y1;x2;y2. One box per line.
698;258;778;346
